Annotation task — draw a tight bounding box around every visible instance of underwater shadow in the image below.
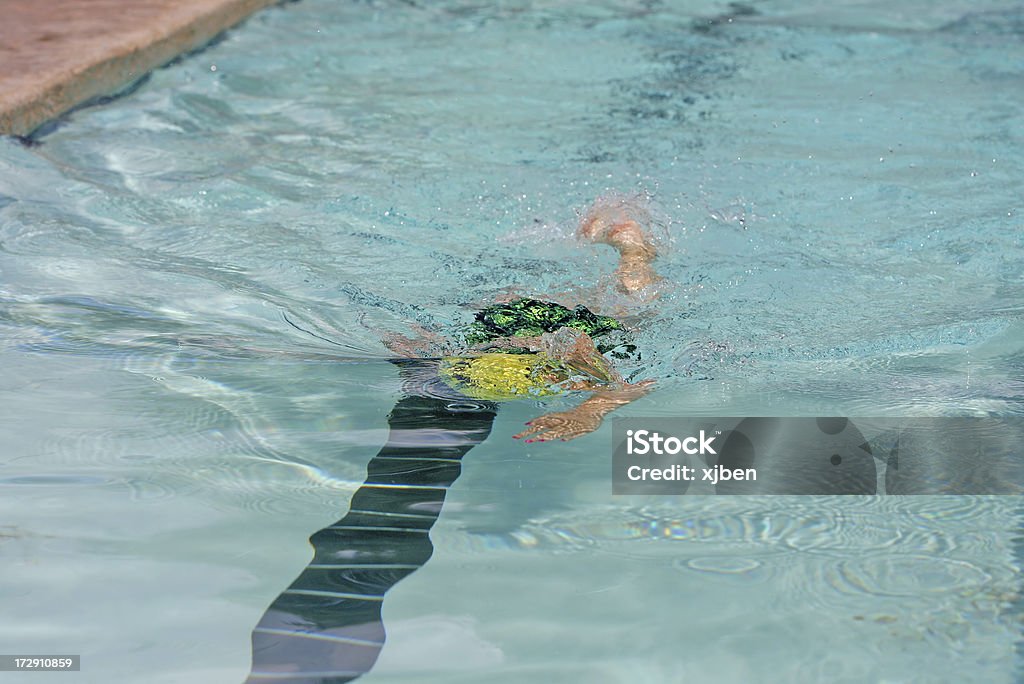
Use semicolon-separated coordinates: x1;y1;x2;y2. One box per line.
246;360;497;684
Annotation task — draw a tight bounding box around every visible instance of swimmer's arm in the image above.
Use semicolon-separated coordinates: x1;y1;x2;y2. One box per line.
513;379;655;443
467;335;546;353
382;324;454;358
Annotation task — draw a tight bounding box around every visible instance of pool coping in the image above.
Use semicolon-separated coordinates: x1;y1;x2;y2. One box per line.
0;0;284;138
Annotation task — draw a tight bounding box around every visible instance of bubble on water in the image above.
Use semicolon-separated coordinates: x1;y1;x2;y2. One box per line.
496;215;576;246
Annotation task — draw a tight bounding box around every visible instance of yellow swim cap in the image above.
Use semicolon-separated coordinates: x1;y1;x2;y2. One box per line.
438;353;567;401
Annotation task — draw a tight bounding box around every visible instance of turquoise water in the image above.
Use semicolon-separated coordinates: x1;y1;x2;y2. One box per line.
1;0;1023;682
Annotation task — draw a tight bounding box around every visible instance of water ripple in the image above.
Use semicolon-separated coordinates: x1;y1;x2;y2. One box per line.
827;554;992;598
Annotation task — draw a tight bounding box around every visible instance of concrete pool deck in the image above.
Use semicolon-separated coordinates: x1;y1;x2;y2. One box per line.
0;0;282;137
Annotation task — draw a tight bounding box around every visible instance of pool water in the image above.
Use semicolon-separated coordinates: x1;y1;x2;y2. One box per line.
1;0;1022;682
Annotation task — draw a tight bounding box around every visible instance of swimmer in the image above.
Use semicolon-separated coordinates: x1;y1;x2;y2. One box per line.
383;194;661;442
246;195;664;682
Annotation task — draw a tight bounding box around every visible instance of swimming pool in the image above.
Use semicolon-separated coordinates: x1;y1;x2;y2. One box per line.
1;0;1022;681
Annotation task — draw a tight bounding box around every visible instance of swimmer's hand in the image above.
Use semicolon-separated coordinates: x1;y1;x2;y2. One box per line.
514;410;603;443
514;379;655;443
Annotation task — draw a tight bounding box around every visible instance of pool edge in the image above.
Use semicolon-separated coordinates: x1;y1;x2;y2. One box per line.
0;0;285;138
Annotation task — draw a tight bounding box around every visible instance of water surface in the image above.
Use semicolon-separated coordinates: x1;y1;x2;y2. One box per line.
1;1;1022;682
